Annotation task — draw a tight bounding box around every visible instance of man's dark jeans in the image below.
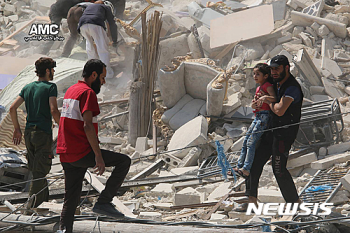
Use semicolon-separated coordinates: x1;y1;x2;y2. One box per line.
60;149;131;233
245;131;299;203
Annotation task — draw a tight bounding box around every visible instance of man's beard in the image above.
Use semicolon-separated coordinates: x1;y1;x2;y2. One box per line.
91;75;101;94
273;67;286;83
49;70;54;81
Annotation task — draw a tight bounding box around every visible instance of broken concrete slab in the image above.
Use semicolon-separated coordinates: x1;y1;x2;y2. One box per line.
258;188;284;203
300;32;313;47
272;0;287;21
210;5;274;48
311;152;350;169
230;136;244;152
222;93;242;115
287;152;317;168
150;183;174;197
310;86;325;95
320;77;345;98
135;137;149;153
314;58;342;78
167;116;208;159
311;94;332;102
291;11;347;38
179;147;202;167
327;142;350;155
228;211;253;222
330;190;350;205
174;187;202;206
340;174;350;192
207;182;232;202
187;1;224;28
301;0;324;17
294;48;322;86
318;25;330;37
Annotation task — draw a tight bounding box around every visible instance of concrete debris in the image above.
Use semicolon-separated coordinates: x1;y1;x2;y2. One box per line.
2;0;350;228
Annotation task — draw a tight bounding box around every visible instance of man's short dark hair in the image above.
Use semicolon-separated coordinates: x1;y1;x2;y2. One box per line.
35;57;56;77
82;59;106;79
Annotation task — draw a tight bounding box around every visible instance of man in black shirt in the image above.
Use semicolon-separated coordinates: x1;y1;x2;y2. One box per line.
78;1;118;79
244;55;304;207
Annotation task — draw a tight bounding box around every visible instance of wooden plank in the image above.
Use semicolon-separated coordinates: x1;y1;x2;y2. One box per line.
210;5;274;49
85;171;136;217
2;39;18;46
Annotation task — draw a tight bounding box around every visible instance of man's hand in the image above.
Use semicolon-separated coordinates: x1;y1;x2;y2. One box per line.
13;128;22;145
93;155;105;176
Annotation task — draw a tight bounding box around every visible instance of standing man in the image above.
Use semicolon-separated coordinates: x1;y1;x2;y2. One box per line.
57;59;131;233
245;55;304;207
78;1;118;79
10;57;60;209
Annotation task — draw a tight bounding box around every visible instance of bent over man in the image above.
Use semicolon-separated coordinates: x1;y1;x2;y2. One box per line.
245;55;304;206
57;59;131;233
10;57;60;209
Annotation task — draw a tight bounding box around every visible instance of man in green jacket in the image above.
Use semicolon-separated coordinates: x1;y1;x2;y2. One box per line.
10;57;61;209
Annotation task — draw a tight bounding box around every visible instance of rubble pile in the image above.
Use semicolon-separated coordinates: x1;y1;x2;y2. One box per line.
2;0;350;232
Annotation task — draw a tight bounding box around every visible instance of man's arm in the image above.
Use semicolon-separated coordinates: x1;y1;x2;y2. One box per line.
268;96;294;117
9;96;25;145
49;96;60;125
82;110;105;175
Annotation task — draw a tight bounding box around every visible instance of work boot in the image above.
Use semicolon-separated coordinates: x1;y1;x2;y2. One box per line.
92;202;125;218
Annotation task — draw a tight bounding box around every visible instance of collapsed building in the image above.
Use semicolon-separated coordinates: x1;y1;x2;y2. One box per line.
1;0;350;232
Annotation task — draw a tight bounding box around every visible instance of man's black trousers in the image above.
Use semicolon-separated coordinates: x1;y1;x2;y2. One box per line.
245;131;299;203
60;149;131;233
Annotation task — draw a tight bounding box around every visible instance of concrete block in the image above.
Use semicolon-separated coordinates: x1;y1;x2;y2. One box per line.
300;32;313;47
311;152;350;169
306;27;318;39
314;58;342;78
345;86;350;95
287;0;298;10
310;86;325;95
295;48;322;86
150;183;174;196
288;166;304;177
179;147;202;167
168;116;208;159
330;190;350;205
319;147;327;157
258;188;284;203
135;137;149;153
318;25;330;37
340;174;350;192
210;213;228;220
161;153;183;168
311;94;331;102
139;212;162;221
311;22;321;31
327;142;350;155
174;187;202;206
287;152;317;168
222;93;242;115
269;45;284;58
277;33;292;44
8;15;18;22
3;3;16;16
230;136;244;152
321;77;345;98
292;26;304;38
207;182;232;202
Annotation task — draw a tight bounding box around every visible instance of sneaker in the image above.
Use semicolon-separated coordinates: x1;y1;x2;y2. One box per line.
92;202;125;218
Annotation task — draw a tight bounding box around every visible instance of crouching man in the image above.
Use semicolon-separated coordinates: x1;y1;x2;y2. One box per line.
57;59;131;233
